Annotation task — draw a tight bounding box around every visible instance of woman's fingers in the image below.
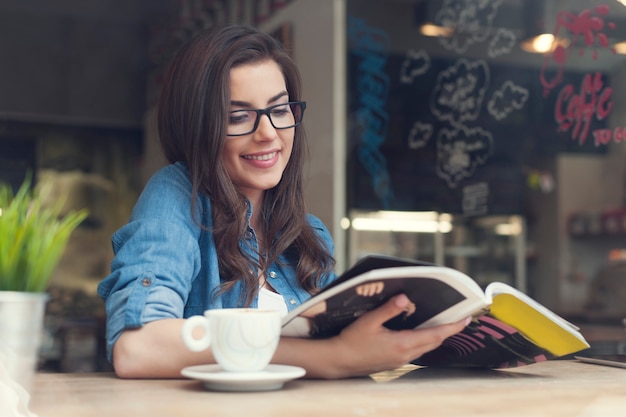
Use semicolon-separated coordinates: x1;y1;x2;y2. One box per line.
354;293;414;327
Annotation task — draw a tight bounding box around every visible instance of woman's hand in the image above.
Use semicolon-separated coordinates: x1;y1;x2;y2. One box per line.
332;293;470;377
275;294;471;379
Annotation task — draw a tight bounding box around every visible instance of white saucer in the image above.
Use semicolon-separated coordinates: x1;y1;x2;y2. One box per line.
181;364;306;392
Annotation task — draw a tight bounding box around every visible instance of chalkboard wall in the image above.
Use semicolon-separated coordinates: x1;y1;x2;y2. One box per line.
346;0;616;216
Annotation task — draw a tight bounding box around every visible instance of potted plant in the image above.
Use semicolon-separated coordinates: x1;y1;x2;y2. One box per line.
0;175;88;391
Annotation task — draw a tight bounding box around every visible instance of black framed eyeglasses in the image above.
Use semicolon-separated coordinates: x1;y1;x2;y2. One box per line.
226;101;306;137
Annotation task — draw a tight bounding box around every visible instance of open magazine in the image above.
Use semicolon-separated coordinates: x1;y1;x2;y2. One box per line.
281;255;590;369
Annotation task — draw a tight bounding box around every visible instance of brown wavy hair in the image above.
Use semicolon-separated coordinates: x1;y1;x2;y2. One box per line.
157;24;334;305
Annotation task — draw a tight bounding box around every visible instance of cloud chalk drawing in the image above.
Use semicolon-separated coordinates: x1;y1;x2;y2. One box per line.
431;59;490;127
400;49;431;84
436;126;493;188
435;0;504;54
408;121;434;150
487;81;529;121
488;28;516;58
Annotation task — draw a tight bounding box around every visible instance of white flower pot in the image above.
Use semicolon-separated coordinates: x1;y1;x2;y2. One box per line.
0;291;48;393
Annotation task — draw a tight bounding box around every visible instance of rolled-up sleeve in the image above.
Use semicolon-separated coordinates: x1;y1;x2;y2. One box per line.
97;164;205;358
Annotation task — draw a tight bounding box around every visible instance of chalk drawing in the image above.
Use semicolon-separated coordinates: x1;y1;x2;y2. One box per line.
488;28;516;58
436;125;494;189
431;59;490;127
487;81;529;121
400;49;431;84
434;0;504;54
408;121;434;150
462;182;489;216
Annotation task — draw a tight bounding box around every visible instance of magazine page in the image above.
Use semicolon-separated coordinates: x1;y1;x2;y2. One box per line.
323;255;436;288
413;315;558;369
281;266;490;338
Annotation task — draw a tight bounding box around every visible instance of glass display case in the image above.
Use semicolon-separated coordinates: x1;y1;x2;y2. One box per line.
347;210;526;291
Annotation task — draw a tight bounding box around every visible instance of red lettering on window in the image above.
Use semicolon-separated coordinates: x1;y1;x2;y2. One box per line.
554;72;613;145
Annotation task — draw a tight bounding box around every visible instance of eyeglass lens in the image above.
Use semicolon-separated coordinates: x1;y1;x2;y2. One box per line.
227;102;305;136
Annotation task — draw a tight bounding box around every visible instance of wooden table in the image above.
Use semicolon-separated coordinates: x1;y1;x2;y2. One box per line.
30;360;626;417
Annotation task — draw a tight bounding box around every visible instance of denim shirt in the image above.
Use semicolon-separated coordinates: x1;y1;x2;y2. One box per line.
97;162;336;360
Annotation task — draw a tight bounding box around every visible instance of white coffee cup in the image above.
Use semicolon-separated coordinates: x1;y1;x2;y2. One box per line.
181;308;281;372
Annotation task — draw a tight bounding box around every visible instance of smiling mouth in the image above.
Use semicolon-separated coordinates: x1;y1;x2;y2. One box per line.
243;151;277;161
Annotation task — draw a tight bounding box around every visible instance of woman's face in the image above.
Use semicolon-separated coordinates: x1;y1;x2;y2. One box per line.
223;60;294;204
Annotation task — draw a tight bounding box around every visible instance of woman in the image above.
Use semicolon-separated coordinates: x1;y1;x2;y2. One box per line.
98;24;469;379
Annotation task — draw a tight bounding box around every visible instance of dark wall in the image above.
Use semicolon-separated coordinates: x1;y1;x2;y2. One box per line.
0;0;171;125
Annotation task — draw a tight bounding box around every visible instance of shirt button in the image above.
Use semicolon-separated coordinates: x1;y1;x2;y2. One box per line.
245;231;253;239
269;271;277;279
141;278;151;287
289;298;297;306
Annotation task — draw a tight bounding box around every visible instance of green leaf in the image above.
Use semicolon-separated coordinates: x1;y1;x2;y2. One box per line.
0;174;89;292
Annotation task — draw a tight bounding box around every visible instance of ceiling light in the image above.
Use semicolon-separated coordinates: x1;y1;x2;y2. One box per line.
520;33;556;54
613;41;626;54
420;23;453;38
349;211;452;233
